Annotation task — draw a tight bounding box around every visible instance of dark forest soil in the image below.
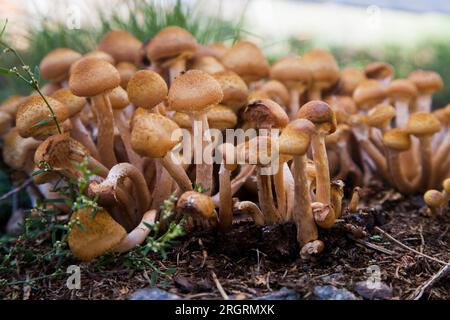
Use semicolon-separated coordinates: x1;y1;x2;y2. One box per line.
1;187;448;300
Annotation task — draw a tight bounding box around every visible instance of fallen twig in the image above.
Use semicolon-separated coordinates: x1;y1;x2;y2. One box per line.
375;227;449;265
410;264;450;300
211;271;229;300
351;237;395;255
0;177;33;202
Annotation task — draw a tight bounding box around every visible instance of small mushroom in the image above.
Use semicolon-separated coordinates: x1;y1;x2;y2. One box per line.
221;40;269;87
338;67;366;96
206;105;237;131
69;57;121;168
386;79;417;128
176;191;217;231
423;190;445;216
97;30;142;64
301;49;339;101
364;61;394;86
189;55;225;74
16;95;70;140
259;80;290;109
408;70;443;113
146;26;197;83
116;62;137;89
213;70;249;113
40;48;82;85
168;70;223;194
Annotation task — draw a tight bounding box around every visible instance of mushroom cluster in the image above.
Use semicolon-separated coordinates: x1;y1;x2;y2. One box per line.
1;26;449;260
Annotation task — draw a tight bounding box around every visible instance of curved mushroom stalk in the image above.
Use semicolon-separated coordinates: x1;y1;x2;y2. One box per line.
100;162;151;217
151;164;174;211
70;115;100;161
112;209;157;253
88;181;138;232
233;201;265;226
312;202;335;229
212;164;256;206
348;187;361;213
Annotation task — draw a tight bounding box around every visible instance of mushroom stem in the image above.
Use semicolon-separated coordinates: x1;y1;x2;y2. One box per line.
289;89;300;118
386;150;415;194
151;162;174;210
310;133;331;206
234;201;265;226
308;86;321;101
394;100;409;129
431;134;450;187
416;94;432;113
113;109;144;171
284;162;295;221
293;155;318;246
274;162;287;220
358;138;390;181
70;115;100;161
112;209;157;253
218;163;232;230
348;187;361;213
160;153;193;192
192;112;213;194
92;94;118;168
256;168;280;224
413;135;433;191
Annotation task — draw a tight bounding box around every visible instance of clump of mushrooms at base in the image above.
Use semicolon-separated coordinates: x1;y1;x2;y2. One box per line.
1;25;449;262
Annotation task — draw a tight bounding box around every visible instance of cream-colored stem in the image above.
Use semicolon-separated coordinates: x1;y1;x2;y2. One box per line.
284;162;295;221
430;132;450;187
169;59;186;84
289;89;300;118
311;133;331;205
308;86;321;101
192;112;213;194
70;115;100;161
92;94;117;168
160;153;193;192
274;162;287;220
395;100;409;129
416;94;432;113
294;155;318;246
112;209;157;253
113;110;143;171
335;142;363;186
218;164;232;231
151;161;174;210
256;168;280;224
386;150;415;194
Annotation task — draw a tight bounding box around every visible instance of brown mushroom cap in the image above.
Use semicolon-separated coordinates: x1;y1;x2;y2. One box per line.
243;99;289;129
408;70;443;94
109;86;130;110
2;128;40;170
301;49;339;88
40;48;82;83
221;40;269;83
51;88;87;117
213;70;248;112
172;112;192;129
279;119;315;155
338;67;366;95
296;100;337;134
126;70;168;109
386;79;418;102
443;178;450;194
364;61;394;80
176;191;216;223
116;62;137;89
130;113;181;158
168;70;223;113
146;26;197;64
406;112;441;137
383;128;411;151
82;50;115;64
206;104;237;131
423;190;445;208
366;103;396;128
189;56;225;74
260;80;290;107
206;42;229;60
69;57;121;97
16;95;69;139
353;79;386;110
68;208;127;261
270;56;311;90
97;30;142;63
0;95;26;117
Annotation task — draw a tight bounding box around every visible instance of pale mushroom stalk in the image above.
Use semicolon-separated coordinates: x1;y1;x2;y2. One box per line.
168;59;186;84
310;133;331;205
289;89;301;118
218;163;232;230
256;168;279;224
192;112;214;194
113;109;144;170
416;94;432;113
151;163;174;210
283;162;295;221
159;154;193;192
385;151;415;194
233;201;265;226
274;161;287;219
70;115;100;160
112;209;157;253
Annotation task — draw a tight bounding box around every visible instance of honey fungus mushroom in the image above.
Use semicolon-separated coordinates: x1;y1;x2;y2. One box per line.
69;56;121;168
176;191;217;231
